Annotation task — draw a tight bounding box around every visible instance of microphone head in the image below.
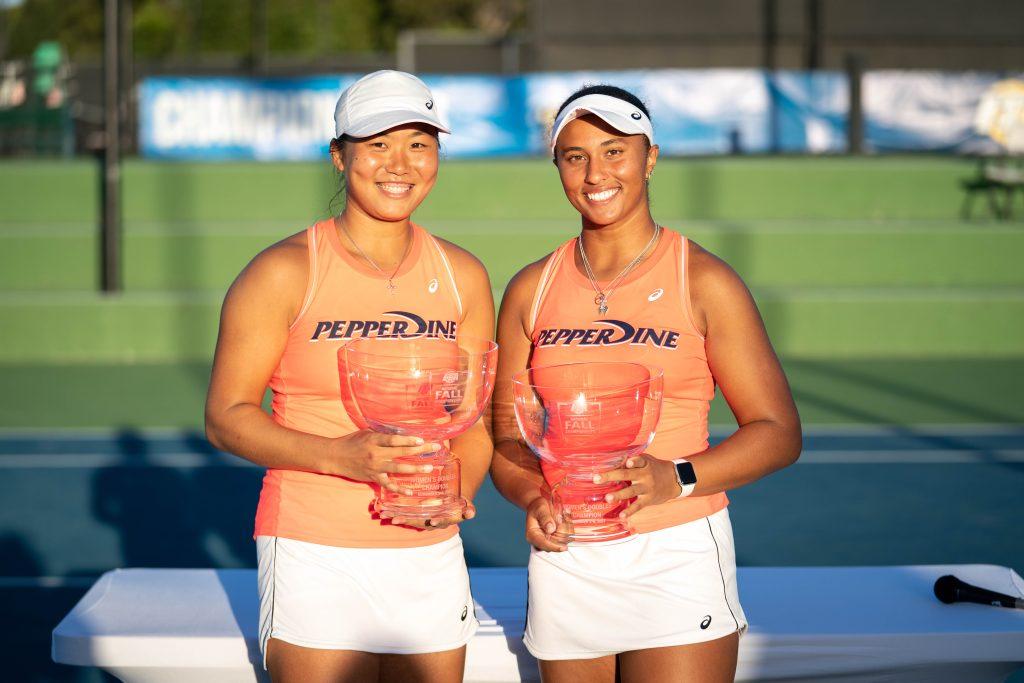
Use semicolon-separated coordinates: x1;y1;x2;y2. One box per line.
934;574;964;604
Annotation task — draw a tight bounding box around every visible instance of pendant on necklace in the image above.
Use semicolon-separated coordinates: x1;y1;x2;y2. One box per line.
595;294;608;315
386;279;397;294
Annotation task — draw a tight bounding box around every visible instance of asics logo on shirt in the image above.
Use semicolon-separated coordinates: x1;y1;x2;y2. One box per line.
536;319;680;349
310;311;456;342
648;288;664;302
428;278;439;294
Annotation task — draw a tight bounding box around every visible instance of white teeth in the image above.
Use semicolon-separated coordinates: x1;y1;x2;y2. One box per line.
378;183;412;194
585;188;619;201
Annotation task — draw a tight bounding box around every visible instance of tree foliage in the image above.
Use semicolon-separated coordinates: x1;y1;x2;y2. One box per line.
0;0;522;60
4;0;104;59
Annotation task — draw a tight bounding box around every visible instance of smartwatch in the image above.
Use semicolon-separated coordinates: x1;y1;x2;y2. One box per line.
671;458;697;498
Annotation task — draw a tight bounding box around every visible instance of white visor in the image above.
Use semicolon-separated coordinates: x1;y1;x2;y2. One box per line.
550;93;654;154
334;70;450;139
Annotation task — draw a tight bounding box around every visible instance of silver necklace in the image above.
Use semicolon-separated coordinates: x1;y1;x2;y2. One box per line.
578;225;660;315
338;219;412;294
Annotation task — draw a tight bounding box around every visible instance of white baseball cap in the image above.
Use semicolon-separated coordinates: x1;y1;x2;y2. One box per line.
334;70;450;139
550;93;654;153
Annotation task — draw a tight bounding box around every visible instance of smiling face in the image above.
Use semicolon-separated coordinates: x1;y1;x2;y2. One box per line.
331;122;440;222
554;114;658;228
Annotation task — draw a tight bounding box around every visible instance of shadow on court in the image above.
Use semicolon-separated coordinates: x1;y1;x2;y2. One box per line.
796;358;1021;424
2;350;1023;682
92;430;218;568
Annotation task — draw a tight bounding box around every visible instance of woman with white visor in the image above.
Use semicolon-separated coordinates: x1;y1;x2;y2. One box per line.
206;70;494;683
490;84;802;681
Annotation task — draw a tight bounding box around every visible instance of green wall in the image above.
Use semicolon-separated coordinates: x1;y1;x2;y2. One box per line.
2;157;1021;362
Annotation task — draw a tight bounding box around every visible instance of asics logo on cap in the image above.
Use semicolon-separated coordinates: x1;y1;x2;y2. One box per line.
333;70;450;138
549;93;655;153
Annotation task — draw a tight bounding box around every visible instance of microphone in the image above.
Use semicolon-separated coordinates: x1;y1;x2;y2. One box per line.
934;575;1024;610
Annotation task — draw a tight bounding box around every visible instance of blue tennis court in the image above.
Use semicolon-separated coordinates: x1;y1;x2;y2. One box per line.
4;424;1023;681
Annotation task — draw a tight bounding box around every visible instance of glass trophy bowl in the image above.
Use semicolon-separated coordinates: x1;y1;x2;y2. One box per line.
338;335;497;521
512;362;664;543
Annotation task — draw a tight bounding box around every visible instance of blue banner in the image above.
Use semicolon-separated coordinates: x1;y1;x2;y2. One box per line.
140;75;530;160
524;70;848;155
420;75;528;157
771;72;848;153
862;71;1024;153
140;76;356;160
140;70;851;160
524;70;770;155
140;69;1019;159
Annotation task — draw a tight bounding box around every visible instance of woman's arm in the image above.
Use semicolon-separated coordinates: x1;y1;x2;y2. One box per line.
490;260;569;551
683;240;802;493
601;239;802;516
204;234;439;488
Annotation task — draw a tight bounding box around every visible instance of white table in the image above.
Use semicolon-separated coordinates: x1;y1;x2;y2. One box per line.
53;565;1024;683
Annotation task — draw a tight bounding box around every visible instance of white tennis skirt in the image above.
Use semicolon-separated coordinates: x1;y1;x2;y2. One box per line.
256;534;478;667
524;507;748;660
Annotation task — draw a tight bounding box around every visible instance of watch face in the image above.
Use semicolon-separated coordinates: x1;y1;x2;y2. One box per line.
675;460;697;485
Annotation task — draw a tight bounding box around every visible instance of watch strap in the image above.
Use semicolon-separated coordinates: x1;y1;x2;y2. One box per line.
671;458;697;499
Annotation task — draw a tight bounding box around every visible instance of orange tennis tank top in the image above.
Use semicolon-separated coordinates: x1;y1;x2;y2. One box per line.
529;228;728;535
254;218;463;548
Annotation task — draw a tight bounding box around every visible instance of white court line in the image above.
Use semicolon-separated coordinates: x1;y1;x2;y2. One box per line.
0;452;257;468
0;424;1021;438
0;426;210;437
2;288;1021;305
3;218;1022;237
797;449;1024;464
712;423;1024;436
1;450;1023;468
0;290;223;304
0;576;103;588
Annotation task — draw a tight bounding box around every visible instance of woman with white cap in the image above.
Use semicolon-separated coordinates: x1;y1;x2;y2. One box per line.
490;84;802;681
205;70;494;682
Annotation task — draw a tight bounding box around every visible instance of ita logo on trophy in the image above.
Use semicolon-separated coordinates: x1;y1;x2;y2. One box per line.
338;335;497;520
512;361;664;543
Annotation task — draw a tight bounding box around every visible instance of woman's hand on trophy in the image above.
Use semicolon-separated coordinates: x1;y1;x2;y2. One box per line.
525;496;568;552
332;430;441;495
593;454;680;519
377;499;476;529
